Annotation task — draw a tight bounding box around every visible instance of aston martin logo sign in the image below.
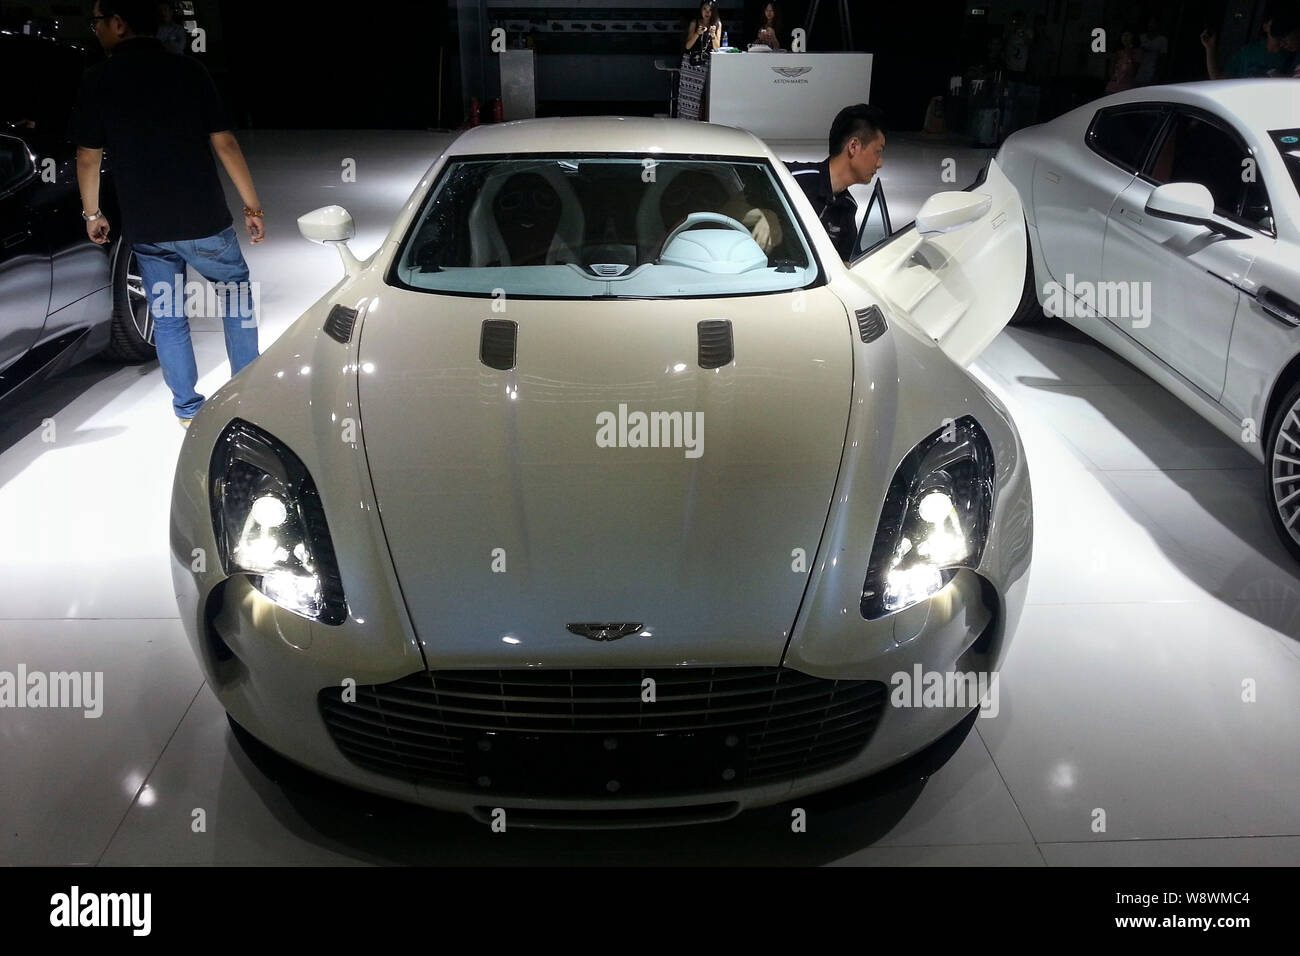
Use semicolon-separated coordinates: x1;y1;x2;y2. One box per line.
772;66;813;78
566;622;644;642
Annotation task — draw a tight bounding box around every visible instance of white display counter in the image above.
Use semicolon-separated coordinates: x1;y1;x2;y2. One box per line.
707;52;873;143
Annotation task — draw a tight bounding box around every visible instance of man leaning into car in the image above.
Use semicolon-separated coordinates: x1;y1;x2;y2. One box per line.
787;104;887;261
69;0;264;426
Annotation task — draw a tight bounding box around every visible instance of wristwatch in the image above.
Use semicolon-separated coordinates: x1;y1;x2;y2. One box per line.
81;209;103;222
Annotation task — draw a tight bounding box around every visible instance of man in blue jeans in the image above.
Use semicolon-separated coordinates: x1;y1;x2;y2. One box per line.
69;0;265;425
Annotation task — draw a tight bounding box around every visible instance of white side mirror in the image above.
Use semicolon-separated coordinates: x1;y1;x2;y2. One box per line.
298;204;355;243
1145;182;1215;225
298;205;361;275
915;191;993;237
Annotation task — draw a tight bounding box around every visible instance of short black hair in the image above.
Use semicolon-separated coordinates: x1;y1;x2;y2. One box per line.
829;104;886;157
95;0;161;35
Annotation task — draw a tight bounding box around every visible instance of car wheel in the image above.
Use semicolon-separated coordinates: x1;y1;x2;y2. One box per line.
1266;378;1300;564
1008;221;1043;327
103;240;157;363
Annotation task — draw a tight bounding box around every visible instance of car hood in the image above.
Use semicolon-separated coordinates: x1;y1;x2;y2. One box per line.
357;287;855;668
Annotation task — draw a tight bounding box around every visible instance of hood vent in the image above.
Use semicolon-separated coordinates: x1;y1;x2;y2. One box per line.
480;319;518;370
697;319;733;369
323;304;359;344
855;306;888;343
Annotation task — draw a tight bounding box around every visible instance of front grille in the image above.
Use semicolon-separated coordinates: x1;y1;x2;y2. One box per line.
319;667;885;798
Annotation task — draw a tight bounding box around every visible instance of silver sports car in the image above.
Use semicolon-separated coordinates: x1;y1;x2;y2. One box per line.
998;80;1300;560
170;118;1032;827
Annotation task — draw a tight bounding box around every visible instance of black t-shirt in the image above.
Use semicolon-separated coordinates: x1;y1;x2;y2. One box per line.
787;159;858;261
67;36;233;243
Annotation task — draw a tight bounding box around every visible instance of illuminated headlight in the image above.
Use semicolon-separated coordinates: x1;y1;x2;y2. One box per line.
862;417;995;618
209;420;347;624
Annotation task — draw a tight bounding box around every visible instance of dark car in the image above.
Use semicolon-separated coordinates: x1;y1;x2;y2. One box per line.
0;30;153;406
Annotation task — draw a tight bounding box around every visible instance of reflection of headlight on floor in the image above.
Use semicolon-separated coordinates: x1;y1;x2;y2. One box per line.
863;418;995;619
210;421;346;625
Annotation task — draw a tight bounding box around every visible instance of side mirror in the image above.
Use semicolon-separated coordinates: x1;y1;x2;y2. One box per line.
298;204;355;243
1144;182;1249;239
915;190;993;237
298;205;362;275
1145;182;1215;225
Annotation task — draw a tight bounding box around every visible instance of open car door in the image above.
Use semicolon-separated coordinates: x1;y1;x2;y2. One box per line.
850;159;1026;367
851;179;892;259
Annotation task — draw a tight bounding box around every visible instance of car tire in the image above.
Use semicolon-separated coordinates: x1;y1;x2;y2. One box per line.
1008;221;1044;327
103;240;157;363
1265;378;1300;564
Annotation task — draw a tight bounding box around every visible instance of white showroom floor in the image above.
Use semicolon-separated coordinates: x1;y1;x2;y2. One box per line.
1;130;1297;866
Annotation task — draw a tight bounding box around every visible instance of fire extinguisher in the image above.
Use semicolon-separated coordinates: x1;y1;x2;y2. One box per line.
467;98;481;128
493;97;504;123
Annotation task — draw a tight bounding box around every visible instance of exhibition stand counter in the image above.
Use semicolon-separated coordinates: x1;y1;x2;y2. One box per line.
707;51;873;142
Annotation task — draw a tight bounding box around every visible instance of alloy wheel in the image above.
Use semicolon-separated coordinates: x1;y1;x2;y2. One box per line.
1271;398;1300;548
126;252;153;345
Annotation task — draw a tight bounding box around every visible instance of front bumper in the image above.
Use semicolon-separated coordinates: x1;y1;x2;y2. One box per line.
173;560;1008;828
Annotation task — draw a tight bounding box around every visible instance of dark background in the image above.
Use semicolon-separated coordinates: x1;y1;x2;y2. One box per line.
0;0;1282;134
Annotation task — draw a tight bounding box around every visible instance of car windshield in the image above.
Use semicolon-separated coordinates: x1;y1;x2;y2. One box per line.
389;154;819;298
1269;129;1300;201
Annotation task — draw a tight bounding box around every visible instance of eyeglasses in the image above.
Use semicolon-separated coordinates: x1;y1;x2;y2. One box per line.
89;14;106;31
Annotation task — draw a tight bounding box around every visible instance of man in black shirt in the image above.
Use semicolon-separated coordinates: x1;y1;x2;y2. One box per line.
787;104;886;261
70;0;265;425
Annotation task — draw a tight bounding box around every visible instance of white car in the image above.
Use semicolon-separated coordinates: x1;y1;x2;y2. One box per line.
170;118;1032;827
998;81;1300;559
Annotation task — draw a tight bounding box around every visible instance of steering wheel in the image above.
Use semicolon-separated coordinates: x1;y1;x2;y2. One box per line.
656;212;753;260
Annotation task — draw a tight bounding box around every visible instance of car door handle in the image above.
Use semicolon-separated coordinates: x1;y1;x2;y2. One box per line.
3;230;31;249
1122;208;1142;225
1257;286;1300;327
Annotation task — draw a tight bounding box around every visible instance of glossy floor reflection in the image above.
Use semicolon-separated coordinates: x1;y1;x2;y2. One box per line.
0;130;1297;866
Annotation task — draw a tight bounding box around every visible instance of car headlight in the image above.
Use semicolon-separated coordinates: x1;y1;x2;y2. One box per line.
861;416;995;619
209;419;347;624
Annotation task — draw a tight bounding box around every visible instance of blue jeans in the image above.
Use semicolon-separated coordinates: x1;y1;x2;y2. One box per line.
133;225;260;419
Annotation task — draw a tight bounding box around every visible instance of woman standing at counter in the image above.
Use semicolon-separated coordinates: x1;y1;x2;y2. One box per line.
680;1;723;121
755;2;784;50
